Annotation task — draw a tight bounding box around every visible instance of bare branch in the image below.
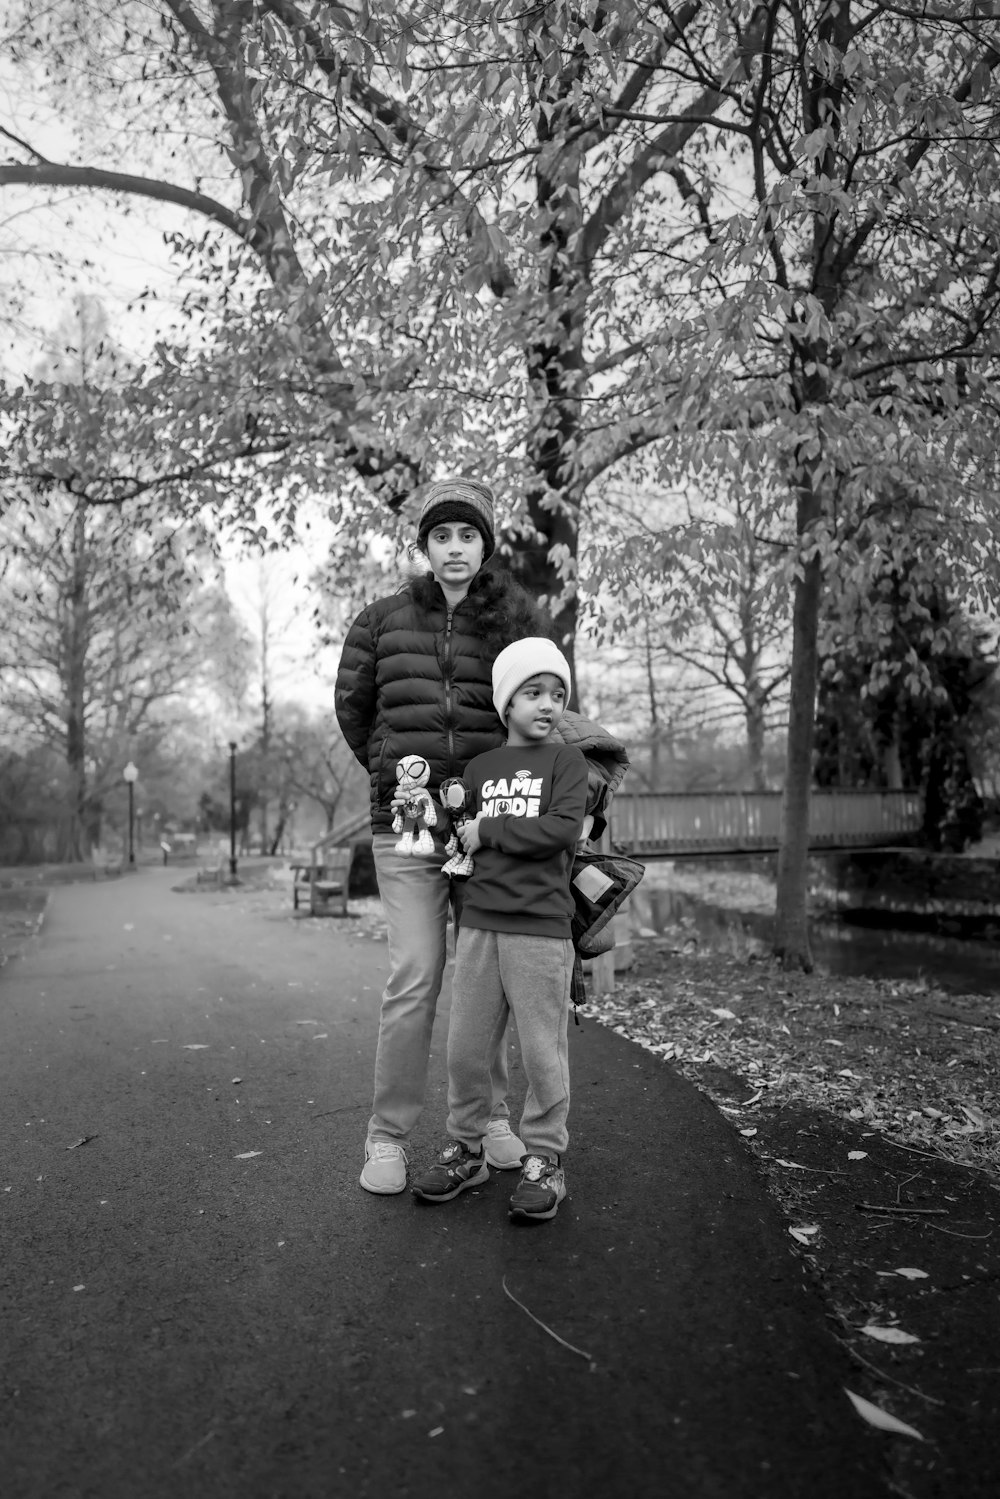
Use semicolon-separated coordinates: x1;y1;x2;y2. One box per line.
0;163;251;245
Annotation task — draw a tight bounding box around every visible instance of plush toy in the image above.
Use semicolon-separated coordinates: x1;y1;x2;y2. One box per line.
439;776;475;879
392;754;438;855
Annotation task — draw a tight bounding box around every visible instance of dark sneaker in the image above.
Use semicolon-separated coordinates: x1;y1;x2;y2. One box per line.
411;1141;489;1203
509;1155;567;1221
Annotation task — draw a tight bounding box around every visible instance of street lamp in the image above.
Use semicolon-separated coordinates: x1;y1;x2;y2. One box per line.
123;761;139;868
228;741;238;879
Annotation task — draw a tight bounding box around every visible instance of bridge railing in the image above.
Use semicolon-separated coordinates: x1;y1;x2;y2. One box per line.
609;789;922;857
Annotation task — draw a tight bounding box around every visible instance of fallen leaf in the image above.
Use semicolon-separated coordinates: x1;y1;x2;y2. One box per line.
847;1150;868;1160
961;1104;985;1129
775;1158;808;1170
66;1136;97;1150
739;1127;758;1137
789;1224;820;1244
845;1389;923;1440
894;1267;929;1280
861;1325;921;1345
428;1427;444;1438
234;1150;262;1160
836;1068;858;1078
739;1087;764;1106
182;1044;209;1050
231;1077;242;1084
710;1007;738;1020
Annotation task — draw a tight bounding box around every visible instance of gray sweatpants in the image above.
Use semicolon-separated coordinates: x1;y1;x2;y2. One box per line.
447;927;573;1161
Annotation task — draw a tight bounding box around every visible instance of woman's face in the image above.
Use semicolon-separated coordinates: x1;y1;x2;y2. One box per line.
424;521;485;594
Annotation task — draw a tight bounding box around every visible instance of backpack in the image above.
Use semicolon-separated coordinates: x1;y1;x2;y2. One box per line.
570;845;646;959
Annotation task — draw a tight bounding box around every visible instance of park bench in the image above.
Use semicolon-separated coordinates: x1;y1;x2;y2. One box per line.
193;839;230;888
292;832;352;917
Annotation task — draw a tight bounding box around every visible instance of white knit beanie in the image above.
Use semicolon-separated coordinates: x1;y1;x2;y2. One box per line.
492;637;572;721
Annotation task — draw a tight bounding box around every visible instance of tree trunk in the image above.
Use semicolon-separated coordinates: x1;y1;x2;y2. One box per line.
510;14;587;671
774;0;852;968
774;490;824;970
745;690;767;792
883;721;904;790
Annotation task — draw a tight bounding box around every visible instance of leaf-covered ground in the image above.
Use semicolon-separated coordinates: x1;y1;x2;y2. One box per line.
582;941;1000;1182
580;917;1000;1494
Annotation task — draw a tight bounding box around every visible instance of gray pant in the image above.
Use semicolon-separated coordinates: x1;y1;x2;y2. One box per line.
369;835;509;1143
447;927;573;1160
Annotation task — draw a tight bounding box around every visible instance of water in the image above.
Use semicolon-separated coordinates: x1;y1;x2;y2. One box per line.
629;874;1000;998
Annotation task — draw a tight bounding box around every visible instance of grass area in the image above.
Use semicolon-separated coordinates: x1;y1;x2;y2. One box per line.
0;887;49;966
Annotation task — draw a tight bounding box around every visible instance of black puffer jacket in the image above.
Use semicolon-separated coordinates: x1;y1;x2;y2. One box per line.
335;571;543;833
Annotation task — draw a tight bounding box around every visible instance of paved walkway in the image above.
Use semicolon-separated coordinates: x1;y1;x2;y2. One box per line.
2;869;892;1498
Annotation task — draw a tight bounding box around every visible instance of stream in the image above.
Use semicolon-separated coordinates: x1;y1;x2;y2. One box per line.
630;863;1000;999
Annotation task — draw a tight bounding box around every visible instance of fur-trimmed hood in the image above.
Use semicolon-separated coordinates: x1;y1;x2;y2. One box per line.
553;709;630;838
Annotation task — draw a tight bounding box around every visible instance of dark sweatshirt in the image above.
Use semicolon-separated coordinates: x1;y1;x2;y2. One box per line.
459;740;589;939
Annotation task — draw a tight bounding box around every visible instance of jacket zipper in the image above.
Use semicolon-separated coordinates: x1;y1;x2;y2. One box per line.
443;605;456;773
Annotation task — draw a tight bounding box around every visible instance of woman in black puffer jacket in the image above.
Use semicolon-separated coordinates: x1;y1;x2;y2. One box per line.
335;478;546;1195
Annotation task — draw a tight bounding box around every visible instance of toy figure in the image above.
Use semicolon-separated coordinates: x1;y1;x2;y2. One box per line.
439;776;475;879
392;754;438;855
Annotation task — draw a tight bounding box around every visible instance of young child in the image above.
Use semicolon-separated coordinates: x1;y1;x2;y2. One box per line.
411;637;588;1221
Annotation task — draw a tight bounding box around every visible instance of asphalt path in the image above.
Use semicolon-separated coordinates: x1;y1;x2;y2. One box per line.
2;868;891;1498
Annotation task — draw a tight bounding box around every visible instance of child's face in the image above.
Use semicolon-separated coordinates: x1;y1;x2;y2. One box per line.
424;522;485;591
505;672;567;745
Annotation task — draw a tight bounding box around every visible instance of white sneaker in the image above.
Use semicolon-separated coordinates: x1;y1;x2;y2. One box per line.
360;1139;408;1195
484;1119;525;1170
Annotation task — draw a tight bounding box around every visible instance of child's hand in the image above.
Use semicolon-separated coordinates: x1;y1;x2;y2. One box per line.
459;813;486;855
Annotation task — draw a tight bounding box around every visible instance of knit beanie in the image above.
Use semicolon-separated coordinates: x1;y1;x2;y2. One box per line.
492;637;572;721
417;478;496;561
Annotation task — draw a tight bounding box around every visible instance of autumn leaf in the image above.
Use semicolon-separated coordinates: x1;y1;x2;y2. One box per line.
861;1325;920;1345
845;1390;924;1440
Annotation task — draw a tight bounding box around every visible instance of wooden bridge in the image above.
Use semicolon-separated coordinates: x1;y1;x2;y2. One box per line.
609;789;922;858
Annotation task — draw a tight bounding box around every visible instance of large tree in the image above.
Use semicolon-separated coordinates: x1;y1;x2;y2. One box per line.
0;493;251;859
567;1;1000;961
584;476;792;788
0;1;784;647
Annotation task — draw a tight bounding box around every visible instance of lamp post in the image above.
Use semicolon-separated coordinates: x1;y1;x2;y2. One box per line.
123;761;139;867
228;741;238;879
